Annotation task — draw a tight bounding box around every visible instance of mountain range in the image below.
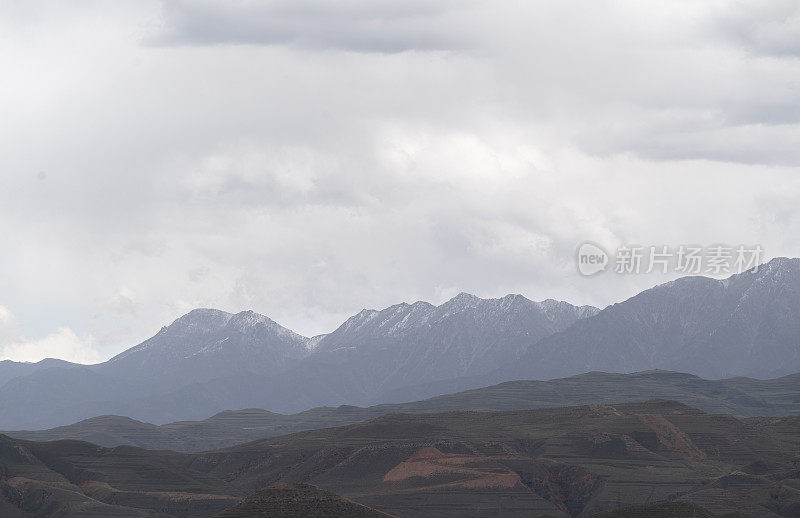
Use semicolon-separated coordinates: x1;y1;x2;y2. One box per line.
0;293;597;428
0;257;798;429
505;256;800;381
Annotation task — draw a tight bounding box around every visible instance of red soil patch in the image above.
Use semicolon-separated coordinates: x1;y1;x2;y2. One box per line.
383;447;522;489
637;414;706;460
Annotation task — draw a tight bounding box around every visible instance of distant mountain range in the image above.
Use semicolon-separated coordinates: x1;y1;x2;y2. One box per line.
0;293;597;428
0;257;797;429
504;256;800;381
0;357;77;387
6;370;799;452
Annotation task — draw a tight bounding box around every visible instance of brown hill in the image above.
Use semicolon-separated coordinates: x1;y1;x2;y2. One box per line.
590;501;744;517
215;483;393;517
0;400;798;517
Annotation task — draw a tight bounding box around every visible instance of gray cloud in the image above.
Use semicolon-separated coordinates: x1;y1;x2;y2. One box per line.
1;0;799;362
153;0;469;52
715;0;800;58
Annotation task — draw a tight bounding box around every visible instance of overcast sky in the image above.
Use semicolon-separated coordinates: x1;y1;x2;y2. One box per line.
1;0;799;363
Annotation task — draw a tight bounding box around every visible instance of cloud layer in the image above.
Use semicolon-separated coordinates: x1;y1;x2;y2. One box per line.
1;0;799;362
154;0;467;52
0;306;98;364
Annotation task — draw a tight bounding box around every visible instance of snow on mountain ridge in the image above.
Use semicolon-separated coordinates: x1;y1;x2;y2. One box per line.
100;290;603;370
106;308;309;365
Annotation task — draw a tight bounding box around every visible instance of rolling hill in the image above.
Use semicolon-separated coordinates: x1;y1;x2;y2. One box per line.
0;400;798;517
6;370;800;452
216;483;394;517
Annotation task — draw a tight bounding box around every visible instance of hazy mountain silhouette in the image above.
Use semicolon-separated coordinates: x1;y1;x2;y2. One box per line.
0;258;797;429
6;370;799;452
0;294;595;428
501;257;800;381
0;358;78;386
